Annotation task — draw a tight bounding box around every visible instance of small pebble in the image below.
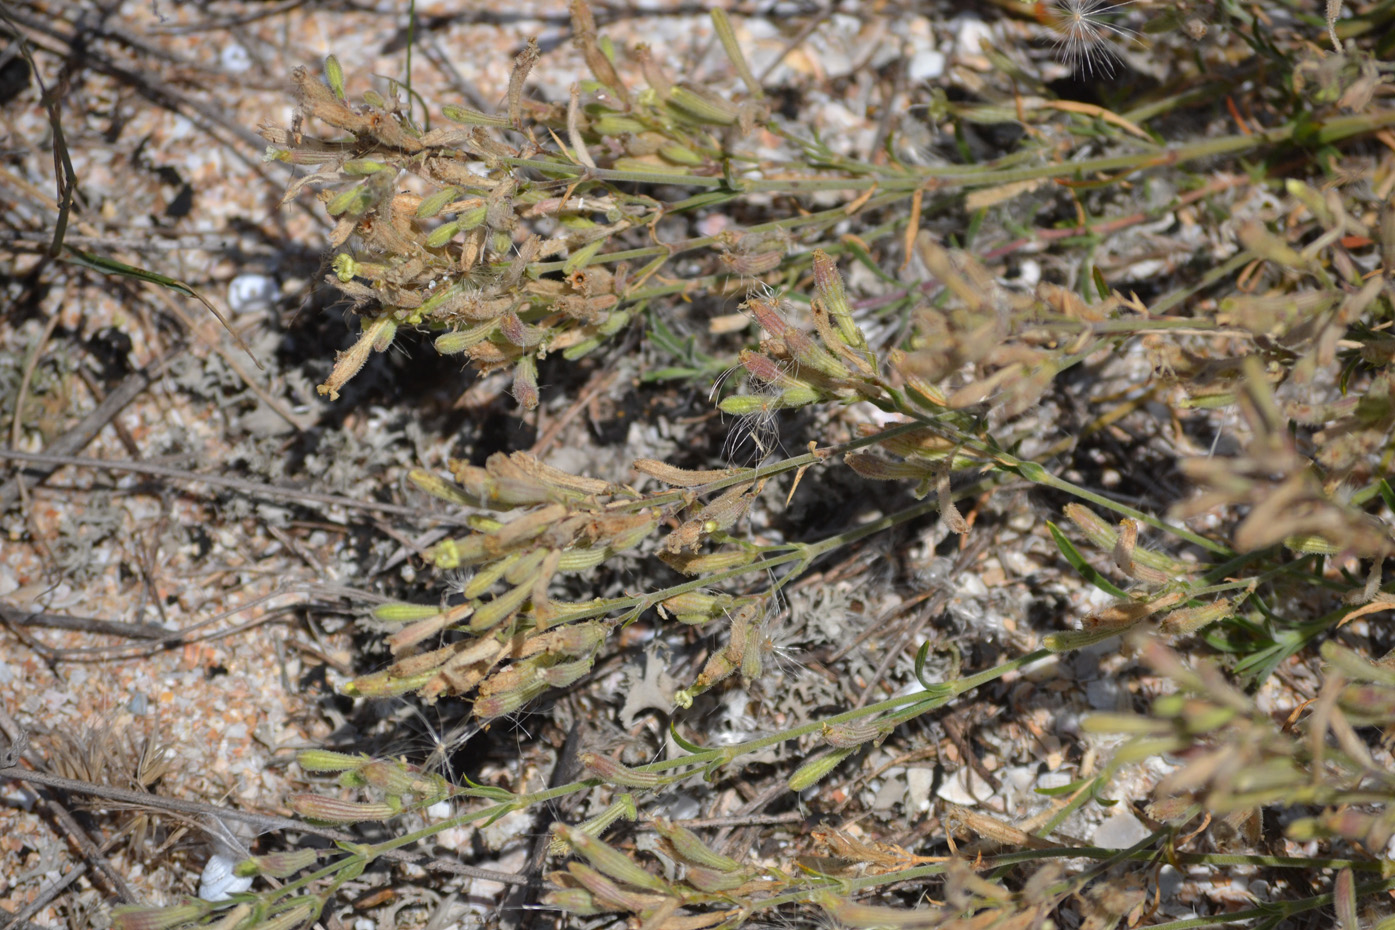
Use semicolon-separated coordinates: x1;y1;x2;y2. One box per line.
954;16;994;62
1092;809;1150;849
227;273;278;313
220;43;253;74
908;49;946;82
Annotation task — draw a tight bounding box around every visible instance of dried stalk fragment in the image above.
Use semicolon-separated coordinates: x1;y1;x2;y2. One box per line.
508;37;541;130
570;0;629;105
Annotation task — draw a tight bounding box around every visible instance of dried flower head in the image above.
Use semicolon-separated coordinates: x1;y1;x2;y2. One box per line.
1036;0;1139;76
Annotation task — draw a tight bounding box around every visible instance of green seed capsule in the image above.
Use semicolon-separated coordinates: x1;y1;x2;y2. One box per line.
469;580;533;632
234;849;320;878
821;721;885;749
324;55;346;100
659;142;705;166
463;553;519;599
541;888;602;916
296;749;368;773
591;113;646;135
426;220;462;248
291;794;399;824
552;793;639;855
563;238;606;275
667;85;739;125
555;825;672;892
326;183;374;217
342;159;388;176
435;321;497;355
441;104;511;127
718;395;771;417
252;901;319;930
540;654;594;688
341;667;437;698
111;901;211;930
372;602;442;623
651;817;741;872
788;747;855;792
425;535;487;570
580;752;664;788
684;866;752;892
417;187;462;218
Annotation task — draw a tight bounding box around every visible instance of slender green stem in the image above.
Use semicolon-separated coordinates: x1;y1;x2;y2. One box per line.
504;110;1395;197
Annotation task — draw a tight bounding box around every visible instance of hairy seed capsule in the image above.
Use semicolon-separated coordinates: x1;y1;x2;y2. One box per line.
441;104;510;127
434;321;497;356
373;602;441;624
520;620;608;657
324;55;346;101
565;863;669;913
811;250;864;347
296;749;369;773
540;654;594;688
564;238;606;275
580;752;664;788
326;182;373;217
590;113;647;135
652;817;741;872
541;887;603;916
777;384;821;408
425;535;488;570
253;900;319;930
552;793;639;854
783;329;852;380
555;546;608;572
788;747;856;792
1159;598;1232;636
661;548;757;575
358;760;443;799
291;795;399;824
342;158;388;176
821;721;885;749
686;866;753;892
667;84;739;125
460;552;516;598
233;849;320;879
341;667;436;699
426;220;462;248
555;824;672;892
470;581;533;632
416;187;461;218
473;678;547;719
111;901;211;930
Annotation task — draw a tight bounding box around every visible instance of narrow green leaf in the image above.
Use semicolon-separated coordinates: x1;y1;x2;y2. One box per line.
1378;478;1395;515
1047;522;1128;597
62;247;262;369
669;720;704;753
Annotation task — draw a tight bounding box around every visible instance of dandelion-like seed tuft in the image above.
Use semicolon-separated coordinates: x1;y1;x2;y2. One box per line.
1036;0;1139;77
